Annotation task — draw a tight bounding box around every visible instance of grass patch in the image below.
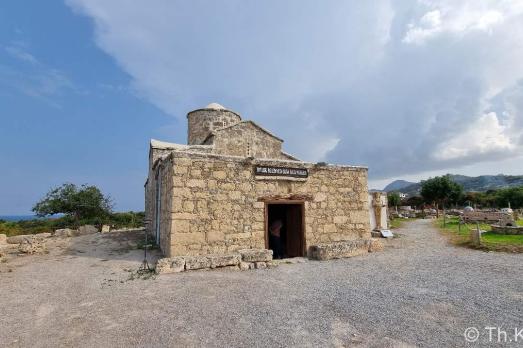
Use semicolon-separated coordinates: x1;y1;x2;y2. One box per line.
136;238;158;250
481;232;523;246
389;218;411;229
126;267;156;281
434;216;523;252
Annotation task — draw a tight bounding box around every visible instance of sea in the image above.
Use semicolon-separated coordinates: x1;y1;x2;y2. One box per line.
0;215;40;222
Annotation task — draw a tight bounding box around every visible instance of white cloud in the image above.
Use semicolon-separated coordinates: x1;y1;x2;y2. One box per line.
1;42;75;107
5;45;39;65
402;0;520;45
403;10;443;44
434;112;515;160
66;0;523;180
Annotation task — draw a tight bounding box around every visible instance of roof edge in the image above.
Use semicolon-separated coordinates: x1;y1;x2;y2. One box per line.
210;120;284;142
164;149;368;170
186;108;242;119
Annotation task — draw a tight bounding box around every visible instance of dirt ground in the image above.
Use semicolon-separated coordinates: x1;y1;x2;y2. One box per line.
1;220;522;347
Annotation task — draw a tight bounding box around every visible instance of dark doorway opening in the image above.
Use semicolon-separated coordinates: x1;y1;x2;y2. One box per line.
266;203;305;258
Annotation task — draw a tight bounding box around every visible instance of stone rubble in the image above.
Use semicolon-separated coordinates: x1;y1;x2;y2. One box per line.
18;236;47;255
54;228;77;238
7;233;52;244
77;225;99;236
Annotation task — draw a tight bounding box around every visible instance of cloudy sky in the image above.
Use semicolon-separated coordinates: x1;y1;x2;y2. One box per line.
1;1;523;214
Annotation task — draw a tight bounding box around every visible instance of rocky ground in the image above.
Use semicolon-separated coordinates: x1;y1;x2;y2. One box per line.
1;220;522;347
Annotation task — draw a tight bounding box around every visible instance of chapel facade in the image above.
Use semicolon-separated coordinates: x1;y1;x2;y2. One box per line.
145;103;373;259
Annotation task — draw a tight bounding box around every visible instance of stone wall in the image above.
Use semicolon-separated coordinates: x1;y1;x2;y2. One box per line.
160;151;370;257
187;109;242;145
158;161;174;253
146;143;214;233
490;225;523;235
210;121;286;159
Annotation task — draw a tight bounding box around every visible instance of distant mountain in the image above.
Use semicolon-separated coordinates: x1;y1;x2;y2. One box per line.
383;174;523;196
383;180;416;192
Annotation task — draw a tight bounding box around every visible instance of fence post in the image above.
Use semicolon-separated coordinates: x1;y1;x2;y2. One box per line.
470;221;481;247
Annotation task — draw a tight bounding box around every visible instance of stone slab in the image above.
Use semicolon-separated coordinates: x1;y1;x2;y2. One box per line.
77;225;99;235
309;239;372;261
207;254;241;268
54;228;76;238
238;249;273;262
185;256;212;270
156;257;185;274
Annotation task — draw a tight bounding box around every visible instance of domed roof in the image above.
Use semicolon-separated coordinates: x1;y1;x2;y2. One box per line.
205;102;226;110
464;206;474;212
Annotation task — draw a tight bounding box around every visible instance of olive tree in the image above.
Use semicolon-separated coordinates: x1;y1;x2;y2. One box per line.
32;183;113;220
420;175;463;217
387;192;401;212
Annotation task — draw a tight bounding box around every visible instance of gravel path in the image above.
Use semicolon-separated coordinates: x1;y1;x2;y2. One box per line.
1;220;522;347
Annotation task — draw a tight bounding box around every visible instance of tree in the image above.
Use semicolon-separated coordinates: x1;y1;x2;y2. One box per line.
387;192;401;212
404;195;425;209
420;175;463;217
32;183;113;221
495;186;523;209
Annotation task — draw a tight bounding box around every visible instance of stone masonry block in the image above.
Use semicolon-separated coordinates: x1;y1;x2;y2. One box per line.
255;262;267;269
185;256;212;270
333;216;348;224
308;239;371;261
206;231;225;242
156;257;185;274
368;238;384;252
77;225;98;235
239;248;273;262
213;171;227;179
207;254;241;268
172;232;205;245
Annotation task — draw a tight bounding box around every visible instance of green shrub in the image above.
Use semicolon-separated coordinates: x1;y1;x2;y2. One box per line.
0;211;145;237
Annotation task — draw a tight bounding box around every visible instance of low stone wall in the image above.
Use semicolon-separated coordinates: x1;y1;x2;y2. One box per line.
157;240;384;274
490;225;523;235
156;248;274;274
309;239;383;261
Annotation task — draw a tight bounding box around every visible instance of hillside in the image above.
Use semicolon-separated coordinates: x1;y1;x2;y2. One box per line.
384;174;523;196
383;180;416;192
